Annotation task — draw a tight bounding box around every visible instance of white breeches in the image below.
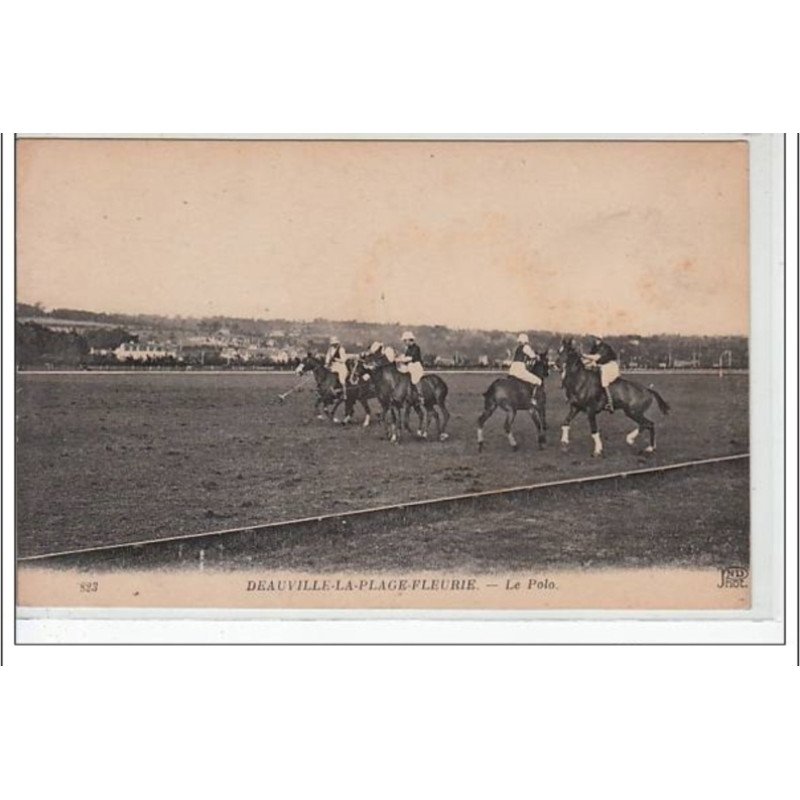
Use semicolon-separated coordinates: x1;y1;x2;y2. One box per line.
509;361;542;385
408;362;424;385
600;361;620;387
331;362;348;385
397;361;424;385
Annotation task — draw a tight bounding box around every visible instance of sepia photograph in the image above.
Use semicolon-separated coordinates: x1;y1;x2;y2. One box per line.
14;135;763;612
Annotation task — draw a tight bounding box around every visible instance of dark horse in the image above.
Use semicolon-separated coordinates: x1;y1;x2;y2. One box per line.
295;353;376;426
477;351;549;451
354;356;450;443
556;338;670;457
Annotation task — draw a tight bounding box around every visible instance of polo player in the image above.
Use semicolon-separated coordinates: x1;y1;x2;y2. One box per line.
582;334;620;412
508;333;542;407
325;336;349;398
396;331;424;385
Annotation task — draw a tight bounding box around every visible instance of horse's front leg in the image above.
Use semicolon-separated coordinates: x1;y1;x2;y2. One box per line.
416;403;428;439
360;398;371;427
380;401;393;440
341;394;356;425
539;389;547;431
560;404;580;447
390;405;401;443
529;406;546;449
504;408;518;451
403;404;415;434
587;410;603;457
330;397;344;423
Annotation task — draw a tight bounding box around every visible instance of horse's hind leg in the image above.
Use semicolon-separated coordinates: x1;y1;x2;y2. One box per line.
639;416;656;453
438;403;450;442
625;425;640;446
626;410;655;454
424;405;438;439
477;401;496;452
504;408;519;451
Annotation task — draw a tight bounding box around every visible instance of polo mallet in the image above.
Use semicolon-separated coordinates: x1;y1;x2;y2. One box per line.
277;372;312;403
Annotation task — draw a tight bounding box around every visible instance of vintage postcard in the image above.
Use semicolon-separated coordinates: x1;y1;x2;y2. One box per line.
14;135;778;617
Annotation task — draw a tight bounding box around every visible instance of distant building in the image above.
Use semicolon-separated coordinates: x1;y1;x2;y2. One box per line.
220;346;243;362
186;335;218;346
114;342;177;361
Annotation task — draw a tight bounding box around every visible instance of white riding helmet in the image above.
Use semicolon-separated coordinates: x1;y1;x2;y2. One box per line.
402;331;415;341
330;336;340;345
369;341;383;354
517;333;530;344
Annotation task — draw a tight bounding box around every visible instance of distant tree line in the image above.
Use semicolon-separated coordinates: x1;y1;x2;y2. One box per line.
16;322;135;367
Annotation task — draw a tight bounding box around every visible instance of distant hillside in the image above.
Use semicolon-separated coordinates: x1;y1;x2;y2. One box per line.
16;303;749;369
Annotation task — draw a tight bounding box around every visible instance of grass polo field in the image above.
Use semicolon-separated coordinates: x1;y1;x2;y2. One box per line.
16;370;749;572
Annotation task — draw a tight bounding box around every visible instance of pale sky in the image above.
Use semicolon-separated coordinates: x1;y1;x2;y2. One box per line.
17;138;749;335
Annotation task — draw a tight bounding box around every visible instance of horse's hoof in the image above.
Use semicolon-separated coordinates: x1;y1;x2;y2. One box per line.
477;441;483;452
332;418;341;425
591;451;604;459
316;414;325;420
439;433;449;442
511;444;519;452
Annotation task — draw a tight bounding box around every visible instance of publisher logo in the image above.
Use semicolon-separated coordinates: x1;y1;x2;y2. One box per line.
717;566;749;589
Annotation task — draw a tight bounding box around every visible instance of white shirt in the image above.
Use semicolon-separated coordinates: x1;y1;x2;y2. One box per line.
325;345;347;365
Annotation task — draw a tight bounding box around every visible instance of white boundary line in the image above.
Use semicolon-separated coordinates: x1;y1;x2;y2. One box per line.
18;452;749;563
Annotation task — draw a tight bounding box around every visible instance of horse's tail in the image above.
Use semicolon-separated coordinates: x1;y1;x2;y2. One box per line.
648;385;670;415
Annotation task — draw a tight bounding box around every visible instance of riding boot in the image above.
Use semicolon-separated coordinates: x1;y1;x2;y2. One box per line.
530;385;539;408
604;386;614;413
